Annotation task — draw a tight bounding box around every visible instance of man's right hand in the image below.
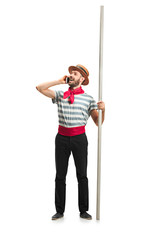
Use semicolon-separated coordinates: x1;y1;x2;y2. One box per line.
59;75;68;84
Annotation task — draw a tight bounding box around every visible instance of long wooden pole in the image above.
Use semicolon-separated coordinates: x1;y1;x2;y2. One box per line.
96;5;104;221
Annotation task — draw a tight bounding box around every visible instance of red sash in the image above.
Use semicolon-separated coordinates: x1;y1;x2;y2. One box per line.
58;125;85;136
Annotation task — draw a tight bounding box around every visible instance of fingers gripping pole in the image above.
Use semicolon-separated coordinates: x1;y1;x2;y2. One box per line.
96;5;104;221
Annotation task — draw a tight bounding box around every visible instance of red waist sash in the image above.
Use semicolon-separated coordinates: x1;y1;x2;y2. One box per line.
58;125;85;136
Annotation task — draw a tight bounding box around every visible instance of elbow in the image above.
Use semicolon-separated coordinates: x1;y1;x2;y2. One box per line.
36;86;41;92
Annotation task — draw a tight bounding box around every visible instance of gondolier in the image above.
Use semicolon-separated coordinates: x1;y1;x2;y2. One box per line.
36;64;105;220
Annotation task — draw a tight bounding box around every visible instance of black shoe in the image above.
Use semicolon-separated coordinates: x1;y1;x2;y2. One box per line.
80;212;92;220
52;213;64;220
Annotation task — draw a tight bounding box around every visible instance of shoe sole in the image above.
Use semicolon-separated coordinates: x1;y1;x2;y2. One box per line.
80;217;92;220
52;216;63;220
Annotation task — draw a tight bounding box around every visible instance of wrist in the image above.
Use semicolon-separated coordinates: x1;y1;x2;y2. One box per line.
58;78;65;85
57;79;63;85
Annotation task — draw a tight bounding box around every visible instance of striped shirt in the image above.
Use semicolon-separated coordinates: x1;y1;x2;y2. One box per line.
51;90;97;128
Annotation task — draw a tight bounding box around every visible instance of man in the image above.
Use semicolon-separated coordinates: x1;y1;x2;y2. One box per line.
36;64;105;220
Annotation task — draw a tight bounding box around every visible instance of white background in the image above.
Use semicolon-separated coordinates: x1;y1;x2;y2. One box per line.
0;0;160;239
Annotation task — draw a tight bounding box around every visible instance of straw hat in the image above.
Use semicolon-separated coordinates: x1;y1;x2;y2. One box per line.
68;64;89;85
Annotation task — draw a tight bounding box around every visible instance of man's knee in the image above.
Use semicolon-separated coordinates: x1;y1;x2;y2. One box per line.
77;174;88;183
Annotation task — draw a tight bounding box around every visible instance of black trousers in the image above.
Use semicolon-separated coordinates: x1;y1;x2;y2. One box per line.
55;133;89;214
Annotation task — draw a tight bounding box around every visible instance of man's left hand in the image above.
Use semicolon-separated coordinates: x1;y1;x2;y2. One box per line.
97;101;105;112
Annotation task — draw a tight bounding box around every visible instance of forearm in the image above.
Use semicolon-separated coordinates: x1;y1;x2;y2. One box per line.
102;109;105;124
97;101;105;124
91;107;105;126
36;79;61;91
96;110;105;126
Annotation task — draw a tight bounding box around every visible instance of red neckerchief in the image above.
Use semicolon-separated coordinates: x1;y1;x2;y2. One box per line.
63;87;84;104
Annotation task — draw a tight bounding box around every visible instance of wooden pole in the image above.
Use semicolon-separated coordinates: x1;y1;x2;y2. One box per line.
96;5;104;221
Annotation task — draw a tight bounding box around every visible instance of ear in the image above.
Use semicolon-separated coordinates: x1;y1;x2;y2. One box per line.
80;77;85;84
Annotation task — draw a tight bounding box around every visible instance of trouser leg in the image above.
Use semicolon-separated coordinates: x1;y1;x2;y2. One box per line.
55;134;71;214
71;133;89;213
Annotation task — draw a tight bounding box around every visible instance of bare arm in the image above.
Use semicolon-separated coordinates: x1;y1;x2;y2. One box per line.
90;101;105;126
36;75;67;98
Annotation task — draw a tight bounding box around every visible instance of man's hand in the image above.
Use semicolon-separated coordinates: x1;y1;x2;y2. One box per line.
97;101;105;112
59;75;68;84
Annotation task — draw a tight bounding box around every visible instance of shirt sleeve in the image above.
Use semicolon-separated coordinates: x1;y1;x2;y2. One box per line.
51;90;62;104
88;98;98;114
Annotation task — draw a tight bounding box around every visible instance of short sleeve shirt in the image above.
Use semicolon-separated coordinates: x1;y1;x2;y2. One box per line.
52;90;97;128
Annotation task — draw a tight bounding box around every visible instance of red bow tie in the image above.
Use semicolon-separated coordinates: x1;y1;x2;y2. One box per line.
63;87;84;104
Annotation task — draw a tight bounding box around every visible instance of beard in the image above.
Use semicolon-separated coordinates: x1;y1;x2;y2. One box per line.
69;78;81;88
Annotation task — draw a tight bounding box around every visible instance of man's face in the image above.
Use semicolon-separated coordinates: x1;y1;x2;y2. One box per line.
68;70;84;88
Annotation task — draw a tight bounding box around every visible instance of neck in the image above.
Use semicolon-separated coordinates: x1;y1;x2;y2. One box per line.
70;85;82;90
